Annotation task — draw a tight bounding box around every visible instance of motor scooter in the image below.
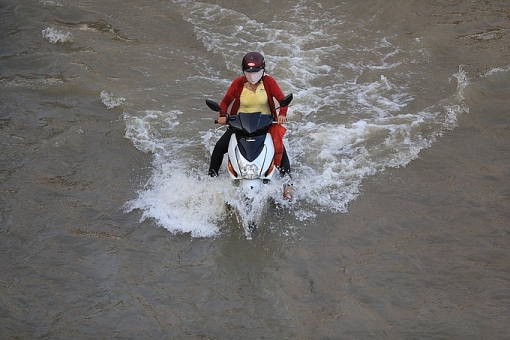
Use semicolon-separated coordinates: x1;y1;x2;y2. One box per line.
205;94;293;231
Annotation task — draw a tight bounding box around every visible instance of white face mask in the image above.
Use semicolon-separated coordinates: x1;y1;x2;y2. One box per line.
244;70;264;84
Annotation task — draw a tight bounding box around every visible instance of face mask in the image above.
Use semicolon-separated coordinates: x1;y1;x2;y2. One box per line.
244;70;264;84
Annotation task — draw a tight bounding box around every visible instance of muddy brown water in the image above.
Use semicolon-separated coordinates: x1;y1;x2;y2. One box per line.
1;0;509;338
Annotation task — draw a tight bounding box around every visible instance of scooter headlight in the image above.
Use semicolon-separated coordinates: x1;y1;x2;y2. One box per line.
240;163;260;179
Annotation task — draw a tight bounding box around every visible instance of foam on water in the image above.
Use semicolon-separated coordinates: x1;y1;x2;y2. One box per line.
39;0;63;6
100;91;126;110
42;27;73;44
120;1;472;238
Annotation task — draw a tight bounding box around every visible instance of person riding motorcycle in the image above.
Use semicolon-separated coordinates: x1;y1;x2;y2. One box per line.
208;52;292;199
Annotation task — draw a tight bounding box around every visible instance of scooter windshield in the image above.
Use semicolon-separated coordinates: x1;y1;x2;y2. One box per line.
234;112;273;135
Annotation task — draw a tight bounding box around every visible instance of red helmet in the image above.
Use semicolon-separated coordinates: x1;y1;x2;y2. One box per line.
241;52;265;72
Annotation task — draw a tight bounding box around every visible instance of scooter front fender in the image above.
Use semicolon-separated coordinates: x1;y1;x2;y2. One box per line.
240;178;264;190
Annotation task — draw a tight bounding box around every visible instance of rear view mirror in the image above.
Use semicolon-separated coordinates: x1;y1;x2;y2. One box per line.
279;93;293;107
206;99;221;112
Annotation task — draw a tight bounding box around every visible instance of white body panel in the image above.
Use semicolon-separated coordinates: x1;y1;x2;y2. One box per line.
227;133;276;188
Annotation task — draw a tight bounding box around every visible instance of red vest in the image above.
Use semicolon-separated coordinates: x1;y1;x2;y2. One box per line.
219;75;289;166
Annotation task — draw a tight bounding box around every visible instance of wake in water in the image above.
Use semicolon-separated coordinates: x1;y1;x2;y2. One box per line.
119;1;471;238
120;107;295;237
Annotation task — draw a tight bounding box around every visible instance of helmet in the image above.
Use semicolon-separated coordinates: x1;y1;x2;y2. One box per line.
241;52;265;72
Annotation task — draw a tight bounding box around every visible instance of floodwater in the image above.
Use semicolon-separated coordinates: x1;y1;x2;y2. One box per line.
1;0;509;338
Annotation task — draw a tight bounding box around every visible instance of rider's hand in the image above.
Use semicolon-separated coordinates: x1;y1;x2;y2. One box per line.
277;115;287;125
217;116;227;125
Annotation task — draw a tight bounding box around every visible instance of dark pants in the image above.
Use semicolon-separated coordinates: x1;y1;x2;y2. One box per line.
208;129;291;178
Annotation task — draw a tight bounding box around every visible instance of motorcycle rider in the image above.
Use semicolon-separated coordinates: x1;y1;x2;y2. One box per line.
208;52;292;200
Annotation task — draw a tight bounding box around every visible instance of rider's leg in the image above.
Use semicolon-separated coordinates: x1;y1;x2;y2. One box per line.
208;130;232;177
279;148;293;200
